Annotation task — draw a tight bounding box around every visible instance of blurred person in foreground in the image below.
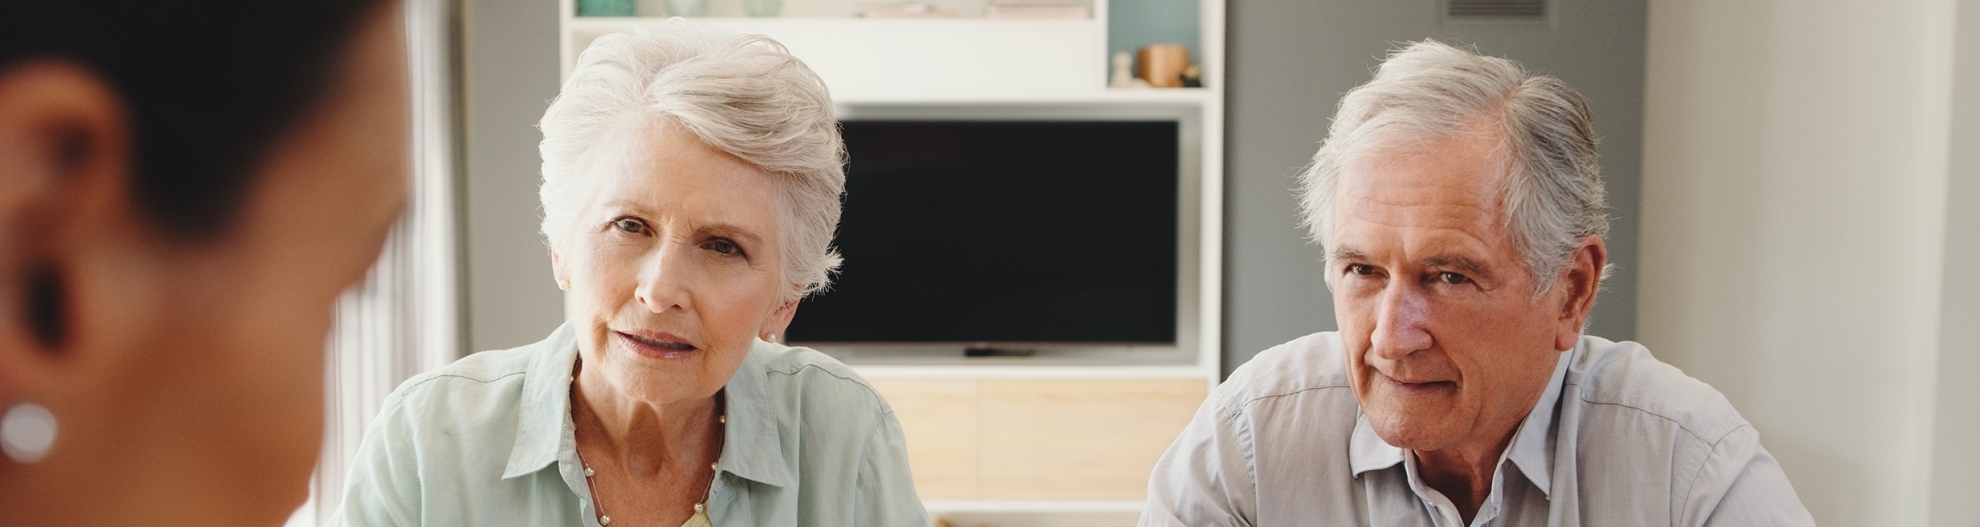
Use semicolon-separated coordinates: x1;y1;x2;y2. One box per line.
0;0;408;525
1141;41;1814;526
333;19;926;527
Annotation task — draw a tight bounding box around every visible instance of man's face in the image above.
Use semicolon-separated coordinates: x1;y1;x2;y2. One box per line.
1329;130;1570;453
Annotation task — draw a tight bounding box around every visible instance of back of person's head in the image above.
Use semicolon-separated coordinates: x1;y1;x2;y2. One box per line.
1;0;386;238
0;0;405;525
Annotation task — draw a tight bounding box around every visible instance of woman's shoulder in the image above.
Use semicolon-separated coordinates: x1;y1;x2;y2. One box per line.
741;343;892;418
377;330;572;431
390;342;539;404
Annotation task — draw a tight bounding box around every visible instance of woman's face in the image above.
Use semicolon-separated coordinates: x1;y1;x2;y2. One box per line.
0;5;410;522
150;5;409;514
557;120;794;407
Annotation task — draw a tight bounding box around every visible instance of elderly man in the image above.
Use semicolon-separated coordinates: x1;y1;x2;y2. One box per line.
1141;41;1813;526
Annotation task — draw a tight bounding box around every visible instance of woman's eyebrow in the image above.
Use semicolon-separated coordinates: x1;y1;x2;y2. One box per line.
604;199;653;216
698;224;765;246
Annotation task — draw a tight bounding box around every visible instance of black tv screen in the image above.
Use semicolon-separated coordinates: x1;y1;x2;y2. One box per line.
785;120;1179;346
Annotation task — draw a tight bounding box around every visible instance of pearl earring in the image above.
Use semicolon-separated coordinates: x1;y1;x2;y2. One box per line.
764;333;778;343
1;402;57;464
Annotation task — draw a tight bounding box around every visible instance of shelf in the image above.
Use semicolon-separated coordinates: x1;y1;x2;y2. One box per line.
831;87;1218;106
923;499;1145;513
569;16;1099;32
563;16;1108;100
852;364;1212;380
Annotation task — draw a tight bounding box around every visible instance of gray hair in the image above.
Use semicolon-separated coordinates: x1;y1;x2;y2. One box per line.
539;19;846;302
1298;40;1608;294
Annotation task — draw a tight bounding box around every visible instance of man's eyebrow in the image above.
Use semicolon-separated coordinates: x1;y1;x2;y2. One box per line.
1330;247;1369;262
1423;254;1490;275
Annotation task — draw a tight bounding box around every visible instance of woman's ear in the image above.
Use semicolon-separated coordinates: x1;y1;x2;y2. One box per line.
760;297;799;342
550;248;570;290
0;61;132;397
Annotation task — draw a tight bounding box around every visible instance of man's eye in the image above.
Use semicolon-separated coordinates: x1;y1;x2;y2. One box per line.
1348;264;1375;276
1437;272;1468;285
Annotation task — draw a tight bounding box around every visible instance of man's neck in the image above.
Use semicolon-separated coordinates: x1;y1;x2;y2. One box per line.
1414;425;1519;524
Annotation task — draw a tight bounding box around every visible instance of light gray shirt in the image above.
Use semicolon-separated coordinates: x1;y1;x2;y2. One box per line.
332;322;929;527
1141;333;1814;526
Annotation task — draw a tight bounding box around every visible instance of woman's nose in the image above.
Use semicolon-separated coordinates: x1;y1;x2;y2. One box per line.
1369;284;1432;361
634;240;692;313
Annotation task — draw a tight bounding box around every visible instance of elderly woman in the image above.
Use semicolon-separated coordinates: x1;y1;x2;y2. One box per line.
334;20;927;527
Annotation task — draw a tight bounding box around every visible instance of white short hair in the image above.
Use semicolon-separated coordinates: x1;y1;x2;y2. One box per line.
1299;40;1609;294
539;19;845;302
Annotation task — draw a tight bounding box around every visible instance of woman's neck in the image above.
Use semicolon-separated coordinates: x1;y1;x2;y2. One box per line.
570;362;724;477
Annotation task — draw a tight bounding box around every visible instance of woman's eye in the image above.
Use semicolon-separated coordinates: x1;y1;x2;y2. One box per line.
612;218;646;234
706;238;742;256
1437;272;1468;285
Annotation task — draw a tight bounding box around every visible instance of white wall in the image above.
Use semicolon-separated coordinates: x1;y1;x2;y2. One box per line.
1929;3;1980;525
1639;1;1971;525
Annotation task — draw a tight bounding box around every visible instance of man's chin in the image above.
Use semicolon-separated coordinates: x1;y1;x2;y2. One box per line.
1362;408;1463;451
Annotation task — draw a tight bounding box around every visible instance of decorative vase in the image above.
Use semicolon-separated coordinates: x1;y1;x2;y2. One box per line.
666;0;708;16
743;0;782;17
577;0;635;16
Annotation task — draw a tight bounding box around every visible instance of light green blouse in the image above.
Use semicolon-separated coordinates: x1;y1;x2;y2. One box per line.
331;322;930;527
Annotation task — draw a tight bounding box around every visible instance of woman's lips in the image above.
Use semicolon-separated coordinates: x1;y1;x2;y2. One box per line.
615;330;699;359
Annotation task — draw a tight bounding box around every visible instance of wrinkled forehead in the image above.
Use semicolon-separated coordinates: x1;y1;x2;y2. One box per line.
1330;130;1516;247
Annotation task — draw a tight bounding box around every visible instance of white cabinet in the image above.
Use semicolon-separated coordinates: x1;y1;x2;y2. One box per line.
566;18;1108;99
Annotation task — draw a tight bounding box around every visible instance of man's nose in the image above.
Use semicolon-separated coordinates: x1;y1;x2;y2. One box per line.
1369;283;1432;361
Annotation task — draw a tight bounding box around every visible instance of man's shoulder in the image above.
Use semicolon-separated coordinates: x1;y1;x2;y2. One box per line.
1567;336;1751;444
1214;332;1358;417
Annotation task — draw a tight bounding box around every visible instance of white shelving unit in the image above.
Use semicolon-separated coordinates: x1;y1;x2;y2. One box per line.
557;2;1224;523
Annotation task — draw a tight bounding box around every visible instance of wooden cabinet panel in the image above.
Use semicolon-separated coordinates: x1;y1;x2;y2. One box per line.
977;379;1206;499
869;379;981;499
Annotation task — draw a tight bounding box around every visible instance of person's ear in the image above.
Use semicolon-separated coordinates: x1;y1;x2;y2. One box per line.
550;248;570;290
1553;235;1606;351
0;61;132;400
760;296;800;343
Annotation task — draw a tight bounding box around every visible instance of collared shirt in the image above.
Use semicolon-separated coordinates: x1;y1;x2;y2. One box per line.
1140;333;1815;527
332;322;929;527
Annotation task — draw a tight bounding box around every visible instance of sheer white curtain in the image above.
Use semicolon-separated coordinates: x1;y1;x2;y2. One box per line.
288;0;461;523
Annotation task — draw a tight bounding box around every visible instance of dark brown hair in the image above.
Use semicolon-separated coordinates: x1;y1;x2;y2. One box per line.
0;0;391;239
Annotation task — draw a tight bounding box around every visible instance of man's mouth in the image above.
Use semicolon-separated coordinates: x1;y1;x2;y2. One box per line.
1376;370;1456;394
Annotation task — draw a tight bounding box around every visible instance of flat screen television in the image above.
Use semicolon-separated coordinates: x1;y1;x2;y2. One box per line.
784;120;1180;350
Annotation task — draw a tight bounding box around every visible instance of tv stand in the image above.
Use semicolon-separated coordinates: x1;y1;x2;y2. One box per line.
964;346;1036;358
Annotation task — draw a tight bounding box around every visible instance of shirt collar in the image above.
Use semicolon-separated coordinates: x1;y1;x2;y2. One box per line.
499;324;795;488
1348;347;1574;497
715;338;794;487
503;322;580;479
1505;347;1572;496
